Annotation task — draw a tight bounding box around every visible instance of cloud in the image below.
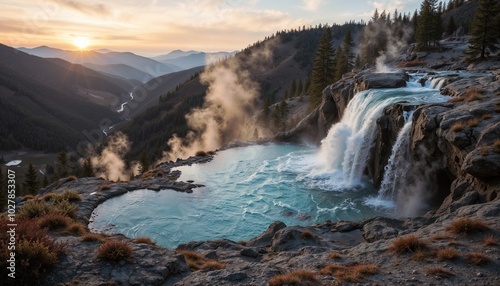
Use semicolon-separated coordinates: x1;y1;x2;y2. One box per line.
53;0;111;16
302;0;324;11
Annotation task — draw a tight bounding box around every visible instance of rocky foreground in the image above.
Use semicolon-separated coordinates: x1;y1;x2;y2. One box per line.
37;172;499;286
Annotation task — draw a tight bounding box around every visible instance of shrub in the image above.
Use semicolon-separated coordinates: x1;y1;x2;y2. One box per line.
268;270;319;286
0;218;65;283
81;233;105;242
390;235;427;254
52;199;79;218
446;218;490;235
134;237;156;246
466;253;490;265
327;252;342;260
65;222;86;236
320;263;378;283
97;240;132;262
201;261;226;271
425;266;454;278
482;235;498;246
18;200;52;219
37;213;70;230
41;193;56;201
17;240;58;276
436;248;459;261
56;189;81;202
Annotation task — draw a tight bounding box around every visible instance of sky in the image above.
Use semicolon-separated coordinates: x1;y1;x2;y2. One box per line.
1;0;421;56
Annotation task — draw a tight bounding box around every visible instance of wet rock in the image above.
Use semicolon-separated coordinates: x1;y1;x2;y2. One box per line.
246;221;286;247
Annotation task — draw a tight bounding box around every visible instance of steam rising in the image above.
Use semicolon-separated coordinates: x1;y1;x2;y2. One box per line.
164;46;273;160
90;132;130;181
359;18;414;73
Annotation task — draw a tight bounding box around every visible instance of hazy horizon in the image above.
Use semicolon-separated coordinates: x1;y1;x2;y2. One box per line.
2;0;421;56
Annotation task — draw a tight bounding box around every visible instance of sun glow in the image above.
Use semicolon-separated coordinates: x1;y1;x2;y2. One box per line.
73;36;90;50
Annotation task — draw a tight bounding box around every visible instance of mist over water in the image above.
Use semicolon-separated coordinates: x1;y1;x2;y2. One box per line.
90;74;450;247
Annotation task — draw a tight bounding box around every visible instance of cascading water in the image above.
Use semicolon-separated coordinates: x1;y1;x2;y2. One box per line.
316;74;448;190
378;111;414;202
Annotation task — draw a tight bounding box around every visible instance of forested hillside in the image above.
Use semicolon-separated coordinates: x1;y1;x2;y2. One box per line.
0;44;127;151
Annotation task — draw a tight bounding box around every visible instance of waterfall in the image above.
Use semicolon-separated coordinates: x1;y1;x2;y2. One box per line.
428;77;445;90
317;74;449;190
378;111;414;201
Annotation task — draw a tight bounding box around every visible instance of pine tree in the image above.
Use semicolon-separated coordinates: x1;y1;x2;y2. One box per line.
81;157;95;177
334;46;347;81
416;0;441;51
309;27;335;109
446;15;457;35
290;79;297;98
43;175;49;187
138;151;150;175
56;150;69;179
465;0;500;60
23;163;40;195
262;98;271;123
342;31;355;72
296;79;303;97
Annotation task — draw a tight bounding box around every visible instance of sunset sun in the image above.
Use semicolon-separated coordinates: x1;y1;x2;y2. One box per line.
73;36;90;50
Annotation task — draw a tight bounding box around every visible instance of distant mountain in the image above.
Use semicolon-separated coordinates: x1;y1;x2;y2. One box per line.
0;44;131;151
153;50;237;70
152;50;200;61
17;46;180;79
83;63;155;82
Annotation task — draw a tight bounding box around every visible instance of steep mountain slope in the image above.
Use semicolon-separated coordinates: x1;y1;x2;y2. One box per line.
17;46;180;79
0;44;127;151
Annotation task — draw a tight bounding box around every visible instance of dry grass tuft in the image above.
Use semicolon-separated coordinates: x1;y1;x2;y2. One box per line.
81;233;105;242
96;240;132;262
436;247;459;261
37;213;70;230
390;235;427;254
176;249;227;272
65;222;86;236
446;218;490;236
134;237;156;246
493;140;500;154
327;252;342;260
195;151;208;157
268;270;318;286
201;261;226;271
482;235;498;246
425;266;454;278
99;185;111;191
23;194;36;201
448;96;465;103
412;250;429;261
56;189;81;202
464;87;485;102
466;118;479;127
450;121;465;132
466;252;490;265
320;263;378;283
301;230;314;239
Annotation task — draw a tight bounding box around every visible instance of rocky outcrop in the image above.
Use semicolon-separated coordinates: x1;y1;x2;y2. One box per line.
411;74;500;214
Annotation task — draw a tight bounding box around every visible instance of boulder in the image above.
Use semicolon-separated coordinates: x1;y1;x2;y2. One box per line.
246;221;286;247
